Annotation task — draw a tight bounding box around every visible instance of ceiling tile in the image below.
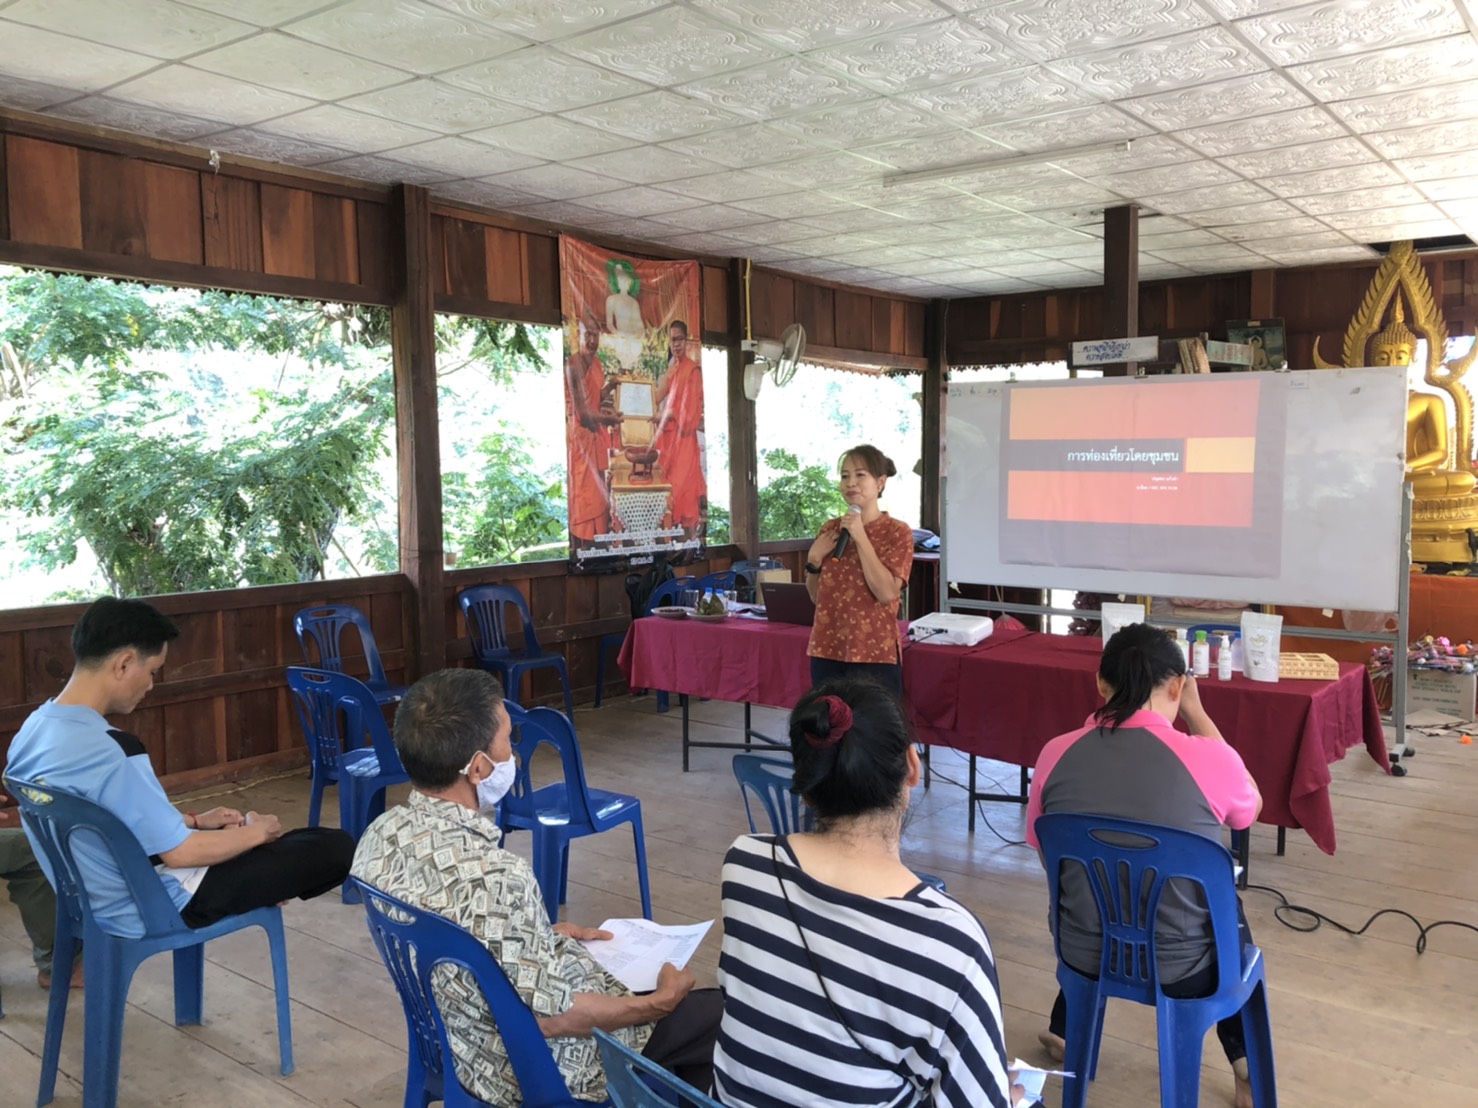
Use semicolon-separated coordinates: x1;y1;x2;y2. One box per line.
1130;227;1228;248
431;178;541;210
1144;243;1266;265
807;18;1025;93
1318;202;1453;230
390;135;544;178
50;96;223;142
1417;177;1478;202
0;22;159;90
563;90;744;141
1097;160;1241;198
3;0;254;59
575;215;675;241
690;0;951;52
204;128;354;166
1330;85;1478;134
1232;231;1357;252
498;199;621;226
422;0;668;42
1217;137;1377;177
768;150;896;189
862;129;1014;173
1363;118;1478;158
441;46;649;112
1046;26;1263;99
1259;161;1403;197
1046;134;1199;176
676;57;873;121
1174;107;1350;157
478;161;628;200
771;97;949;150
553;7;782;87
1258;245;1380;266
315;152;461;186
255;104;440;152
340;79;535;134
1333;218;1462;241
653;204;772;232
974;104;1151;154
110;67;314;126
468;116;637;161
1197;0;1318;17
658;122;824;169
1140;180;1276;213
0;72;75;111
903;65;1097;128
1287;183;1429;215
728;192;857;219
659;168;805;202
1392;150;1478;181
190;31;411;99
1119;71;1311;130
1233;0;1465;67
1022;240;1106;260
721;218;842;245
180;0;336;23
1179;199;1305;227
572;186;708;218
1436;199;1478;223
988;178;1126;212
794;208;909;235
741;246;805;264
564;144;726;186
283;0;524;75
1288;34;1478;101
975;0;1215;63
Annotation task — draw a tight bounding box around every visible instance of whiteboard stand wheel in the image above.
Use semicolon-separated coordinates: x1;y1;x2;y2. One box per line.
1390;761;1408;777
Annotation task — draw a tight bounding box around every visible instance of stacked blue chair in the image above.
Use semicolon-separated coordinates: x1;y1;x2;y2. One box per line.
595;1028;723;1108
693;569;739;595
349;878;603;1108
459;584;574;715
731;557;784;603
1035;813;1278;1108
292;604;407;705
595;575;697;710
501;705;651;923
7;777;293;1108
731;754;946;893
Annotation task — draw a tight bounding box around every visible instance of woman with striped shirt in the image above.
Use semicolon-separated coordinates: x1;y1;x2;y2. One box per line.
714;678;1022;1108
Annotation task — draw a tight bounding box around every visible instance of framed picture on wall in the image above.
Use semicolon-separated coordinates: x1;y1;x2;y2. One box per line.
1226;318;1287;371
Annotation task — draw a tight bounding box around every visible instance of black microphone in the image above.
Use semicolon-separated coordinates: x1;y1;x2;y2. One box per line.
832;504;862;559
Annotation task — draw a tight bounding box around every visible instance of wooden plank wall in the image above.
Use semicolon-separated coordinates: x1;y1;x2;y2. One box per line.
947;255;1478;368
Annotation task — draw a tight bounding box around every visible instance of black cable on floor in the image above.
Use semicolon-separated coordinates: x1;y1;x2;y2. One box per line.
918;761;1030;847
1244;883;1478;954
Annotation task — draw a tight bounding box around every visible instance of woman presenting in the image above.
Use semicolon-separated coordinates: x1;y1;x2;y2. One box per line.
804;445;914;698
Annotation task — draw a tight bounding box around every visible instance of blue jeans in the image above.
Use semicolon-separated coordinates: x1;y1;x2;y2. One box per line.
808;657;903;701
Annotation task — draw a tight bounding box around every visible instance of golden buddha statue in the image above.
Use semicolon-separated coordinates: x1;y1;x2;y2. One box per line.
1312;240;1478;562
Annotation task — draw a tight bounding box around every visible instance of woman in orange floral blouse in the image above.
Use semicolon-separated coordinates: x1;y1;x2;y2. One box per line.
803;445;914;699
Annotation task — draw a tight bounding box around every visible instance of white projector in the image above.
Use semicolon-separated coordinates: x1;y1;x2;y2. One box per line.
909;612;994;647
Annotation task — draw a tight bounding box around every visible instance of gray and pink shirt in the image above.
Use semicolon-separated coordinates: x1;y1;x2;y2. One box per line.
1026;708;1260;984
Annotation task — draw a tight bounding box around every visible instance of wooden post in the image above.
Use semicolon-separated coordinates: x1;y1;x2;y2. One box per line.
921;298;947;533
390;184;445;677
727;257;759;556
1102;205;1140;377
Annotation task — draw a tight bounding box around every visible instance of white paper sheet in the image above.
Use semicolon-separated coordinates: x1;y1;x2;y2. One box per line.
578;918;713;993
1009;1058;1075;1106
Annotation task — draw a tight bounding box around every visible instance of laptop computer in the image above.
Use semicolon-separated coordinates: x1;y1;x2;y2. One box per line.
762;582;817;627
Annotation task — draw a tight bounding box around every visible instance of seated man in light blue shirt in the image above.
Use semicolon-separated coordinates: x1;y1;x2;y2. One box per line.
5;597;353;938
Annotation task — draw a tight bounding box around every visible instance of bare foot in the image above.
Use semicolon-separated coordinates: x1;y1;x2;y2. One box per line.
37;962;84;990
1232;1057;1252;1108
1038;1029;1066;1063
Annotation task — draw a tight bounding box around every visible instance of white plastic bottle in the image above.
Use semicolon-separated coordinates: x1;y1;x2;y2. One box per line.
1175;628;1190;670
1192;630;1210;677
1230;632;1244;673
1217;632;1233;680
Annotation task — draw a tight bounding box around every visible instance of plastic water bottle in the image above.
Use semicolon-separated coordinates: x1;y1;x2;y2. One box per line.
1217;633;1233;681
1175;628;1190;670
1230;632;1244;673
1192;630;1210;677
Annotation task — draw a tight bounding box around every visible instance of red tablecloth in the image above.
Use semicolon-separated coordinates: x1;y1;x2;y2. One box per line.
906;631;1389;854
618;615;816;710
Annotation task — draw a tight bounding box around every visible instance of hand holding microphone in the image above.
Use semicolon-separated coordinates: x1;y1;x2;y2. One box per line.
832;504;863;559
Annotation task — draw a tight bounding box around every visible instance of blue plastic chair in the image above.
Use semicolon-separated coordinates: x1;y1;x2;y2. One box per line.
1035;813;1277;1108
286;667;410;839
596;576;697;710
731;754;946;892
460;585;575;716
731;558;783;603
501;705;652;923
293;604;408;705
693;570;739;595
349;877;603;1108
6;777;293;1108
595;1027;723;1108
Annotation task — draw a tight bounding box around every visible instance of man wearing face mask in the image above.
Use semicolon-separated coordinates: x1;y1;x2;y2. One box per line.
351;668;722;1104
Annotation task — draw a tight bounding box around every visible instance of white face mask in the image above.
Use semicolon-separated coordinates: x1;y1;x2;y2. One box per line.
462;750;517;812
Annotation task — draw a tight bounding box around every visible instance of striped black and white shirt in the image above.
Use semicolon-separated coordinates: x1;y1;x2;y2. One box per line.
714;835;1013;1108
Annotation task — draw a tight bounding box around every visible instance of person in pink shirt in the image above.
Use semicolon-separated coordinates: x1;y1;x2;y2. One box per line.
1026;622;1262;1108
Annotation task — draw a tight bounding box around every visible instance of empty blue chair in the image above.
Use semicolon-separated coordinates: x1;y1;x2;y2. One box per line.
293;604;407;705
460;585;575;716
595;1027;723;1108
349;877;602;1108
1035;813;1277;1108
731;754;946;892
501;704;651;923
7;777;293;1108
693;569;739;595
286;667;410;843
731;557;783;602
596;575;697;710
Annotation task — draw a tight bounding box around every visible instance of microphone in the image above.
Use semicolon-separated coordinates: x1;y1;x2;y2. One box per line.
832;504;862;559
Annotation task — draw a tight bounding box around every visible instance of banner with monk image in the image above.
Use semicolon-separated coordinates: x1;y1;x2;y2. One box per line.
559;234;705;573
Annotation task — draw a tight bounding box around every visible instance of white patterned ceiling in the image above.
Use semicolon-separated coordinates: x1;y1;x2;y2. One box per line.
1;0;1476;297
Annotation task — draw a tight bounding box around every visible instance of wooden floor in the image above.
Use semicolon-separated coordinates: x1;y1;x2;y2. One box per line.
3;696;1476;1107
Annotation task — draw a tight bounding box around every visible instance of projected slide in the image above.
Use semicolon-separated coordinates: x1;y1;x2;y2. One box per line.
998;378;1287;578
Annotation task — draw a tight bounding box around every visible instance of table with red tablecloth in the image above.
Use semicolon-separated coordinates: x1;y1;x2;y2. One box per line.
904;629;1389;854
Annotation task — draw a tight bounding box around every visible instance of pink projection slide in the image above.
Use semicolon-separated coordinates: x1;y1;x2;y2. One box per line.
998;378;1286;578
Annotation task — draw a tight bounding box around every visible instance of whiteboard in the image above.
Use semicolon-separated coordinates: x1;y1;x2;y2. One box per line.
944;368;1407;611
